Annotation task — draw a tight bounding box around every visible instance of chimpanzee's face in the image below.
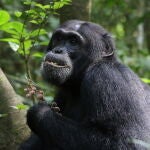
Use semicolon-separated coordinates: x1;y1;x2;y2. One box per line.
41;20;114;85
41;21;87;85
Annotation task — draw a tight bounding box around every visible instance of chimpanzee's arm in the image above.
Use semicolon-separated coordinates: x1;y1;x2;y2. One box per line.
19;134;42;150
27;102;106;150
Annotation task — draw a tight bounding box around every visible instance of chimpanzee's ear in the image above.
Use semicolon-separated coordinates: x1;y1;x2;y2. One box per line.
101;33;115;58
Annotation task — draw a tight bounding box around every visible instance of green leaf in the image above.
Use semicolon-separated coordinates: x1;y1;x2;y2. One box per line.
25;9;37;15
0;10;10;25
39;41;49;46
0;24;18;35
116;23;124;38
25;40;32;50
52;0;71;9
16;104;29;110
15;11;22;17
9;22;24;33
32;52;44;58
44;5;50;9
30;29;47;37
61;0;72;5
35;3;45;10
53;2;65;9
40;12;46;18
0;38;19;44
10;104;29;110
24;0;32;5
30;20;39;24
141;78;150;84
8;42;19;51
0;21;25;35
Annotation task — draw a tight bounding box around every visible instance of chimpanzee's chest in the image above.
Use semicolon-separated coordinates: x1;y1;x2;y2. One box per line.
62;100;85;122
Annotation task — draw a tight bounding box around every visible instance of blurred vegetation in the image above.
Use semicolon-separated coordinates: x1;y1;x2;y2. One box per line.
92;0;150;79
0;0;149;100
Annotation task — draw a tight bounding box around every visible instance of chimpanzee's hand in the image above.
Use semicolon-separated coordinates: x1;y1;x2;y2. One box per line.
27;102;52;133
49;102;61;115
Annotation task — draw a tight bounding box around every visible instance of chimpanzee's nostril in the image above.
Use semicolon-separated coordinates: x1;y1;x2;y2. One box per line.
54;49;63;54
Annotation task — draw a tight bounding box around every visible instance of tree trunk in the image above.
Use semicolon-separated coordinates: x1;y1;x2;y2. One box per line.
60;0;92;23
0;68;30;150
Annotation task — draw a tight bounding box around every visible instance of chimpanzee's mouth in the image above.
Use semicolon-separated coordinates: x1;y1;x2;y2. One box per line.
45;61;68;68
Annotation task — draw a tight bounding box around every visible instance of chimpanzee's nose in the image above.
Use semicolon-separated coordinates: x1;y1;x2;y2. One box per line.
53;49;63;54
52;47;66;54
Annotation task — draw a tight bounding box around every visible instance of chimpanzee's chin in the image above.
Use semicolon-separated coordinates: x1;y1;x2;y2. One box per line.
41;63;72;85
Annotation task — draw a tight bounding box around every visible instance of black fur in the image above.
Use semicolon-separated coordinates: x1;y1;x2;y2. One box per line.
19;20;150;150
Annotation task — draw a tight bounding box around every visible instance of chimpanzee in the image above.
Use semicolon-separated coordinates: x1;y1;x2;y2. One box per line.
19;20;150;150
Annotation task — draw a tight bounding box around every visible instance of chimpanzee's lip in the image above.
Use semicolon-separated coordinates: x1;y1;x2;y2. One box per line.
45;61;68;68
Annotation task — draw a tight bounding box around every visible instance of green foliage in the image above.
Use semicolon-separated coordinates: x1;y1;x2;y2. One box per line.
10;104;29;110
0;10;10;25
14;11;22;17
142;78;150;84
0;0;71;72
0;0;71;102
0;0;71;58
51;0;71;10
0;10;46;56
32;52;44;58
92;0;150;80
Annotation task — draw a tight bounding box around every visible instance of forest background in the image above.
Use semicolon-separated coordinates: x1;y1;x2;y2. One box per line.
0;0;149;149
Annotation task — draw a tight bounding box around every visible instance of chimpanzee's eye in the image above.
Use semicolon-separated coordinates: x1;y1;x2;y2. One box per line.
69;37;78;46
56;35;63;42
52;34;63;47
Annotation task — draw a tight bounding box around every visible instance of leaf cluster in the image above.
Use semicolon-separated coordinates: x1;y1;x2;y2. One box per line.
0;0;71;56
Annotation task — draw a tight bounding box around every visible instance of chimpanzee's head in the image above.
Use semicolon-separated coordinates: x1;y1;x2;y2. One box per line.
41;20;115;85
